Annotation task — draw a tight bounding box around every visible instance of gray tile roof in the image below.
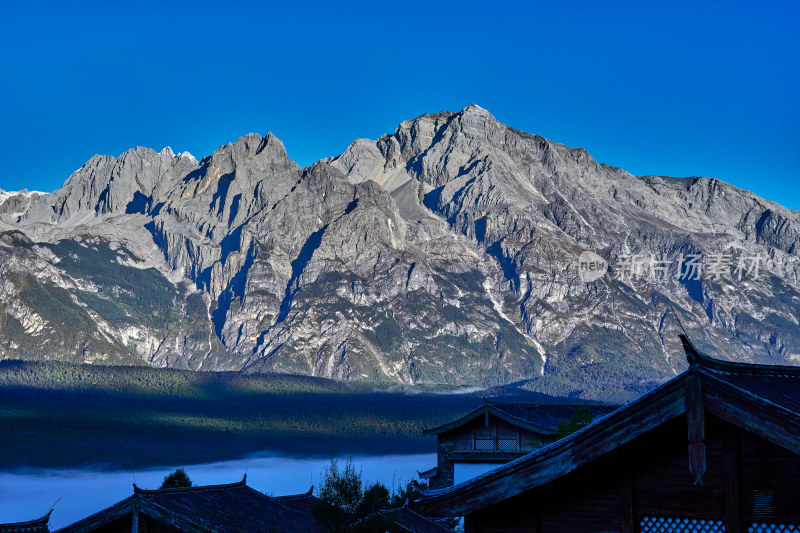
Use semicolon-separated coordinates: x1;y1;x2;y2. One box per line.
0;510;51;533
423;401;617;435
57;477;321;533
378;503;453;533
134;478;321;533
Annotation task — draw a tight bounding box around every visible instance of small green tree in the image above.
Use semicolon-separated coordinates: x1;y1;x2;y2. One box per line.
313;460;429;533
159;468;193;489
357;481;390;519
313;458;363;532
556;405;593;439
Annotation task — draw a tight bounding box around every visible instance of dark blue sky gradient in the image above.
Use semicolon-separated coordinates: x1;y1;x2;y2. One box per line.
1;1;798;209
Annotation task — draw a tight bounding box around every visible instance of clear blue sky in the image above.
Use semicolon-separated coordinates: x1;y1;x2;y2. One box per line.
1;1;798;210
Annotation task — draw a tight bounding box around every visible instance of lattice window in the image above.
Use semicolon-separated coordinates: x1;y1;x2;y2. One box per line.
474;439;495;451
497;438;518;451
749;524;800;533
640;516;725;532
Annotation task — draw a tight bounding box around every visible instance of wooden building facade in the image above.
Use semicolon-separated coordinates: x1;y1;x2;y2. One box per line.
421;401;616;489
417;335;800;532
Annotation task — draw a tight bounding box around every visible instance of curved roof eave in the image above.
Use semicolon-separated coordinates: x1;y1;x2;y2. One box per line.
0;509;52;529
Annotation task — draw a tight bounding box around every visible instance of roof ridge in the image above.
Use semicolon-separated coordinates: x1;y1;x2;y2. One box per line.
133;474;247;494
263;488;324;521
271;485;314;500
424;400;618;436
379;498;410;513
486;400;595;407
681;334;800;376
0;509;52;528
487;400;615;408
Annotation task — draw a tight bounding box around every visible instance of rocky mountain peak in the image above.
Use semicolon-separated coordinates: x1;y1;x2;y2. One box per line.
458;103;499;123
178;151;197;162
208;132;297;173
226;132;265;157
0;107;798;401
258;132;289;159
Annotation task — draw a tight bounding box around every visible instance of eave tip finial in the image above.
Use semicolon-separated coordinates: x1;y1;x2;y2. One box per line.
679;333;699;366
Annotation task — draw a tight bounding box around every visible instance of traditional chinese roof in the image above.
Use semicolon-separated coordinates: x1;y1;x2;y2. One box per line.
57;475;321;533
422;400;617;436
417;335;800;517
377;501;453;533
0;510;51;533
417;466;438;480
270;486;318;516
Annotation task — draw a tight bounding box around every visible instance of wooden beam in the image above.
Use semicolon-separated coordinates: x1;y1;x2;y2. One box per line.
724;425;742;533
131;499;139;533
686;374;706;486
620;457;634;533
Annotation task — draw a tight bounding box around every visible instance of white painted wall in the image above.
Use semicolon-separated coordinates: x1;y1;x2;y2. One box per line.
454;462;501;484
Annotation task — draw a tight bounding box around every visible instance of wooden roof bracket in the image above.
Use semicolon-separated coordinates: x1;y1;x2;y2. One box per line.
682;333;706;486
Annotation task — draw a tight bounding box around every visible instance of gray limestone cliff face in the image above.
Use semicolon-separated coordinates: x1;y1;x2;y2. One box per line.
0;105;798;400
16;147;178;226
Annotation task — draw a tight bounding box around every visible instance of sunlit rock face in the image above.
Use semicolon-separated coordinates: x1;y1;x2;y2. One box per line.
1;105;798;401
